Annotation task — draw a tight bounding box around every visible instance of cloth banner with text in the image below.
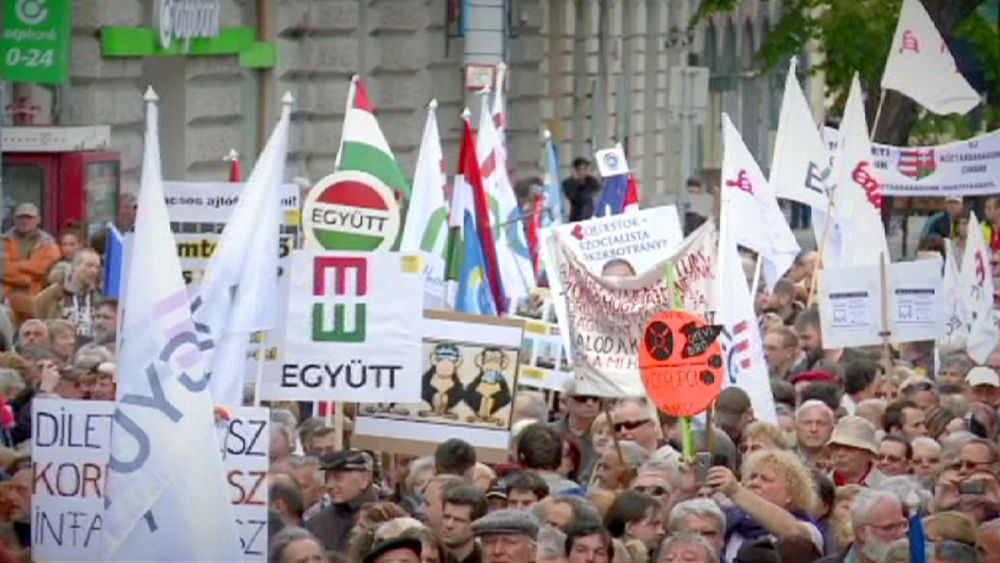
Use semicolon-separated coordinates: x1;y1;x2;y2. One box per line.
823;128;1000;198
263;251;424;402
549;221;718;397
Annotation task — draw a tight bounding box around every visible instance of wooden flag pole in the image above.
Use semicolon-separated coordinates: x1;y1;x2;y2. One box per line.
750;253;763;296
334;401;345;450
808;202;836;308
252;331;268;407
870;89;888;142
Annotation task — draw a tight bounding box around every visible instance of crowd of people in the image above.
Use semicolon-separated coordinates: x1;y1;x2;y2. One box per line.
0;188;998;563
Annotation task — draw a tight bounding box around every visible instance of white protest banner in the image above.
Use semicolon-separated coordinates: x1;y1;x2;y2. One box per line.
819;260;943;348
819;265;882;348
216;407;270;562
163;181;300;287
32;399;113;563
543;205;684;352
889;260;944;344
823;127;1000;198
263;250;424;402
551;221;718;397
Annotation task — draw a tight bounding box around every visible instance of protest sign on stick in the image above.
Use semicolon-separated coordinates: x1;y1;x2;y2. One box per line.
216;407;270;562
262;250;425;403
354;310;524;463
639;311;724;417
31;399;113;563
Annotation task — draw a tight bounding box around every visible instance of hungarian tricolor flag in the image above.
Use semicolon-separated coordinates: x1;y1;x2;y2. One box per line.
336;75;411;200
447;117;507;314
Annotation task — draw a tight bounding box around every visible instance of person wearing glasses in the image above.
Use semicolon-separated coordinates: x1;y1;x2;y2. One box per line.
629;470;673;511
611;398;660;453
875;435;911;477
552;379;601;484
667;499;726;559
815;490;909;563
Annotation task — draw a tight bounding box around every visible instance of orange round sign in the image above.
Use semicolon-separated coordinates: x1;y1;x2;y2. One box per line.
639;310;724;416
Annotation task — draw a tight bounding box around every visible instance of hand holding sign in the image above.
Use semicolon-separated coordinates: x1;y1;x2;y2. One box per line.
639;311;723;416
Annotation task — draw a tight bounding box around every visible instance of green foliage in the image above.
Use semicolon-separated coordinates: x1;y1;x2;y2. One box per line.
697;0;998;142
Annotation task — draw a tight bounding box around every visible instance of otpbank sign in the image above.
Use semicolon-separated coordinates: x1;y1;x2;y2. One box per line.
0;0;72;83
101;0;277;68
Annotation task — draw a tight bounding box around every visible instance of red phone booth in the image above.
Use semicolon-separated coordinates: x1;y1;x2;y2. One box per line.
2;126;121;238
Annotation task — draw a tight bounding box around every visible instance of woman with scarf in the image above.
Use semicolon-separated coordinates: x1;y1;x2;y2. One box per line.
704;449;823;561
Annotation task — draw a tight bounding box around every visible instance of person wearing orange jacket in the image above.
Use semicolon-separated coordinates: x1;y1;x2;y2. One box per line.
2;203;61;298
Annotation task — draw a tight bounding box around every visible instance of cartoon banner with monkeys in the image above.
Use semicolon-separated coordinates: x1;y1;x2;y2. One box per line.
549;221;719;398
354;311;525;463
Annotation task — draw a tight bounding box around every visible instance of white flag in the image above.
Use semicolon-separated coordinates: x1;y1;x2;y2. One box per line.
882;0;979;115
719;209;778;423
961;211;999;362
400;99;449;305
477;91;535;305
830;75;889;268
721;113;800;290
939;238;969;352
770;58;833;212
103;89;241;561
194;94;292;407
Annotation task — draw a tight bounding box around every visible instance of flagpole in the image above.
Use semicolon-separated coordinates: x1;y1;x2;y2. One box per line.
252;331;267;407
749;253;763;296
808;205;835;307
879;252;894;378
334;75;358;170
870;89;887;141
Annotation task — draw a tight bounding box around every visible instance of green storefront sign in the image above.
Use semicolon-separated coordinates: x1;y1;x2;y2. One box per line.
0;0;72;84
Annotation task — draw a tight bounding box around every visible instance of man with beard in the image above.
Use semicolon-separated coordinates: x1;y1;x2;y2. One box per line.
764;327;799;381
93;298;118;347
764;279;802;326
818;490;908;563
441;486;488;563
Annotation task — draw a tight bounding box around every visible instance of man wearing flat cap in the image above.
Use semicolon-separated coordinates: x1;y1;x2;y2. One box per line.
363;536;423;563
306;449;378;554
472;509;539;563
2;202;61;297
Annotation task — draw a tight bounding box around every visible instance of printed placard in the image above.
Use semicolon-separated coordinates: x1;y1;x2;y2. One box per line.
819;259;943;348
543;205;685;352
31;399;113;563
264;251;424;402
216;407;270;561
354;310;524;463
517;320;572;392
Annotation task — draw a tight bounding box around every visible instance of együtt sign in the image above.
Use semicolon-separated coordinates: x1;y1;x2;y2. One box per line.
639;311;723;416
0;0;72;84
303;171;402;252
263;250;424;402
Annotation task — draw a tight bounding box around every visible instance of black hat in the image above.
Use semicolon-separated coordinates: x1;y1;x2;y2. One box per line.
362;536;423;563
319;449;373;472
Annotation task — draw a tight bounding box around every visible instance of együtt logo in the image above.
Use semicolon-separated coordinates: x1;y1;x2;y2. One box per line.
303;171;401;252
311;256;368;343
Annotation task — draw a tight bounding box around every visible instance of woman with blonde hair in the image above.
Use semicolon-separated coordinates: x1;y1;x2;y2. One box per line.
705;449;822;561
829;485;862;552
590;412;613;455
924;511;977;545
739;420;791;455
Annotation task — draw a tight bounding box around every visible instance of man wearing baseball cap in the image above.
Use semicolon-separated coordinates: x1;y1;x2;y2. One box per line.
967;366;1000;408
472;509;540;563
306;449;378;555
2;202;61;297
827;416;884;487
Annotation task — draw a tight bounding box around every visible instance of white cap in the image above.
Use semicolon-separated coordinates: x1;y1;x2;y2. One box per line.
966;366;1000;388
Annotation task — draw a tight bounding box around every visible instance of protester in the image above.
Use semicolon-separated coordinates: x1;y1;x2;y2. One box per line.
307;450;380;553
2;203;61;297
441;485;488;563
562;158;600;222
472;509;539;563
564;522;613;563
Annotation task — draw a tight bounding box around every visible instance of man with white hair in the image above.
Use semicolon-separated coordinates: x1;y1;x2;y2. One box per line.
818;490;908;563
795;400;835;466
536;525;566;563
910;437;943;484
657;533;718;563
611;397;661;453
667;498;726;558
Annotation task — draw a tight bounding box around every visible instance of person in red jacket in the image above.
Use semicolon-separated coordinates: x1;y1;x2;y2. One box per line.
2;203;61;298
